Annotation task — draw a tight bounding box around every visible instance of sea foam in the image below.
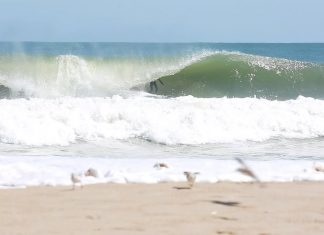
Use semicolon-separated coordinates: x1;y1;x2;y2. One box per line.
0;155;323;188
0;95;324;146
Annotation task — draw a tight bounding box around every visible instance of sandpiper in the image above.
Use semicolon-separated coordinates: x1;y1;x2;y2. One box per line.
235;158;260;182
71;173;83;190
183;171;200;188
153;162;169;169
314;163;324;172
85;168;99;177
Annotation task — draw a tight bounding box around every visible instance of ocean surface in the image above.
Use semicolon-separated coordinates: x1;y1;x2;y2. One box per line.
1;42;324;188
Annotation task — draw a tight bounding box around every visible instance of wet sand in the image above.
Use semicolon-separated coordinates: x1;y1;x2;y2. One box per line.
0;182;324;235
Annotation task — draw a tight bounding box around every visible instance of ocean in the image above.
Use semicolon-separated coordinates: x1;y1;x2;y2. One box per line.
0;42;324;188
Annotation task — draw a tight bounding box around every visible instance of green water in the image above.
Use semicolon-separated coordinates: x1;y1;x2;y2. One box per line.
153;54;324;99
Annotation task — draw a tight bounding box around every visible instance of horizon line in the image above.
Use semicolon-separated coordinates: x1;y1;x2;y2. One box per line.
0;41;323;44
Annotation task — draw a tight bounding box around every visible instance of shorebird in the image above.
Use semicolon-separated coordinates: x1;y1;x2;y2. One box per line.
314;163;324;172
235;158;260;182
85;168;99;177
153;162;169;169
71;173;83;190
183;171;200;188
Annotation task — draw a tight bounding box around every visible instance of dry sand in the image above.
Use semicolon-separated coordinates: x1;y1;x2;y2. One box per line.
0;182;324;235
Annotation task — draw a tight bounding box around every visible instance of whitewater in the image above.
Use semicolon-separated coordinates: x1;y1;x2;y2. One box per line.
1;95;324;146
0;42;324;188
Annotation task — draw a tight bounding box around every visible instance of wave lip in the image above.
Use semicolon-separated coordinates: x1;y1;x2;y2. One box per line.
0;96;324;146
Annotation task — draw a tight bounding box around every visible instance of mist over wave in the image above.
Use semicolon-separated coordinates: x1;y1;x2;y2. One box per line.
0;51;214;98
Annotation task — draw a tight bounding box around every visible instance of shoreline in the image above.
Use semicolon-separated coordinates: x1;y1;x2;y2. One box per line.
1;182;324;235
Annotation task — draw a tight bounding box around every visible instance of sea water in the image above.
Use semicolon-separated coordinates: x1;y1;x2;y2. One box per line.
0;42;324;188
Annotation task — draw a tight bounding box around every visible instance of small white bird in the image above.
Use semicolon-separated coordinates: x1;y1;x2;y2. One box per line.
183;171;200;188
235;158;260;182
314;163;324;172
153;162;169;169
71;173;83;190
85;168;99;178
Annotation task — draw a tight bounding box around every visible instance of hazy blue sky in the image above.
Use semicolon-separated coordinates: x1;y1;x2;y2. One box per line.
0;0;323;42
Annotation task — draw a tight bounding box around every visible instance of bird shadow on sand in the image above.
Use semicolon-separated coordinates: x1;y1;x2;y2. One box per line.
60;187;84;192
210;200;241;207
60;188;75;192
173;186;192;190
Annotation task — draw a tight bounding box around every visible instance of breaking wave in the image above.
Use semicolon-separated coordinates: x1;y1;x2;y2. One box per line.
0;51;323;99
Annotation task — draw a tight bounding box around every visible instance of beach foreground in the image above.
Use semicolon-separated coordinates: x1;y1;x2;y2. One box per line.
0;182;324;235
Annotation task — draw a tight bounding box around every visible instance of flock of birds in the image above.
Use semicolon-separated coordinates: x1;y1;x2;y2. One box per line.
70;158;264;190
71;158;324;190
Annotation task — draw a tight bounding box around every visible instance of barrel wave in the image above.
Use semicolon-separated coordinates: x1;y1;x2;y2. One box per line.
0;51;324;99
154;53;324;99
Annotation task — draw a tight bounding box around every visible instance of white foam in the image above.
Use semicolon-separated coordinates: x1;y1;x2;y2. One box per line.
0;155;323;188
1;96;324;146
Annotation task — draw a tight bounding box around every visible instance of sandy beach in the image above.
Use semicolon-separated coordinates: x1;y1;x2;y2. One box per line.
0;182;323;235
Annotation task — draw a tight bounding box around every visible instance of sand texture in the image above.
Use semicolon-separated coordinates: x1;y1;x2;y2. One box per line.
0;182;324;235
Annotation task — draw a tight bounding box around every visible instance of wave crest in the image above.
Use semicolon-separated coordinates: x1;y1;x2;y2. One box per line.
0;51;323;99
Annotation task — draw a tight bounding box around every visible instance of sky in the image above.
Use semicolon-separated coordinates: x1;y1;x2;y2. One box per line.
0;0;323;42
